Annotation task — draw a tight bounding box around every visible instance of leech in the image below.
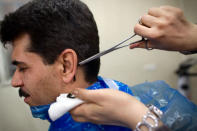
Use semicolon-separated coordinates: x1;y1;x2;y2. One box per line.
67;93;76;99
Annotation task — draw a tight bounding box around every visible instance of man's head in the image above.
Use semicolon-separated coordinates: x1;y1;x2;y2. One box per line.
0;0;100;106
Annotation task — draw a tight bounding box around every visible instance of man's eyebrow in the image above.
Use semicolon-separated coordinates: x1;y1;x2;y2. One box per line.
12;60;25;66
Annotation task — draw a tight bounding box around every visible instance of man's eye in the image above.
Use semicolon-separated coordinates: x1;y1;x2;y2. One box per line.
19;67;28;72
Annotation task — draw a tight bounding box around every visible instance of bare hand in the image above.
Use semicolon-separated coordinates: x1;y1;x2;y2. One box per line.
131;6;197;51
70;88;148;129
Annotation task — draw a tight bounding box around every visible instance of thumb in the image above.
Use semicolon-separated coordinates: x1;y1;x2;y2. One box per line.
72;88;100;103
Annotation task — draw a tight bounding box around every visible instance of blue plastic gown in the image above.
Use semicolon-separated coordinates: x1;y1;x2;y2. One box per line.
46;77;197;131
130;81;197;131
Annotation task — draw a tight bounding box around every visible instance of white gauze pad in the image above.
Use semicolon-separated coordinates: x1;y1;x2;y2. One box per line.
48;94;84;121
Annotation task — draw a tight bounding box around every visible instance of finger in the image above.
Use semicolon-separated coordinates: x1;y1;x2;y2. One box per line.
72;88;107;103
141;14;158;28
148;7;165;17
129;42;142;49
160;6;183;17
129;42;140;49
72;114;104;125
70;104;84;116
134;24;153;38
130;41;154;49
160;5;181;12
72;88;94;102
70;103;91;116
70;103;102;122
71;115;87;122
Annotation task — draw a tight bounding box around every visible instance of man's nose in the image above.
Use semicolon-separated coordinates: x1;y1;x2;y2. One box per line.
11;71;23;88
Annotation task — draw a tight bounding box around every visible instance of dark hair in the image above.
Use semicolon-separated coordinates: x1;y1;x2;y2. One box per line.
0;0;100;83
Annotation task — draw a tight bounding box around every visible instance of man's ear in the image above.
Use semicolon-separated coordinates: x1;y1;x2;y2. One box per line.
58;49;78;83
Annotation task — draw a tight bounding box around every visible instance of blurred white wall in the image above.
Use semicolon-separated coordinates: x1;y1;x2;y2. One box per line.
0;0;197;131
82;0;197;103
0;86;49;131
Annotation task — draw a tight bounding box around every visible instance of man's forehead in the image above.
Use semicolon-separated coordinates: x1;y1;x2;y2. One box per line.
11;34;31;58
12;33;31;48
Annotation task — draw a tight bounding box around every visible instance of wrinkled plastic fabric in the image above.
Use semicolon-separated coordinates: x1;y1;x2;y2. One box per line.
130;80;197;131
30;104;51;121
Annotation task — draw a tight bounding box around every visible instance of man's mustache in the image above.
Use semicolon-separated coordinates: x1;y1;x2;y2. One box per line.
19;88;30;97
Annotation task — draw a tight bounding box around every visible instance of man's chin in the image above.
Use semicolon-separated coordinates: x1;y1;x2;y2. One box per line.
24;96;31;105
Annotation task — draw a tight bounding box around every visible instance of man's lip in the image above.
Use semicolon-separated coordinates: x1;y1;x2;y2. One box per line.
24;96;31;104
24;96;30;103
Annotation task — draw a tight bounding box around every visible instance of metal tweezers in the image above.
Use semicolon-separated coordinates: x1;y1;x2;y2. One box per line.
78;34;145;65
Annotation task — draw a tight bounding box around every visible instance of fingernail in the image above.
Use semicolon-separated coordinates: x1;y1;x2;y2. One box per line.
73;88;79;96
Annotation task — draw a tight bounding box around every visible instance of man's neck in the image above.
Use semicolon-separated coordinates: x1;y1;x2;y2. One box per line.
70;68;95;90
